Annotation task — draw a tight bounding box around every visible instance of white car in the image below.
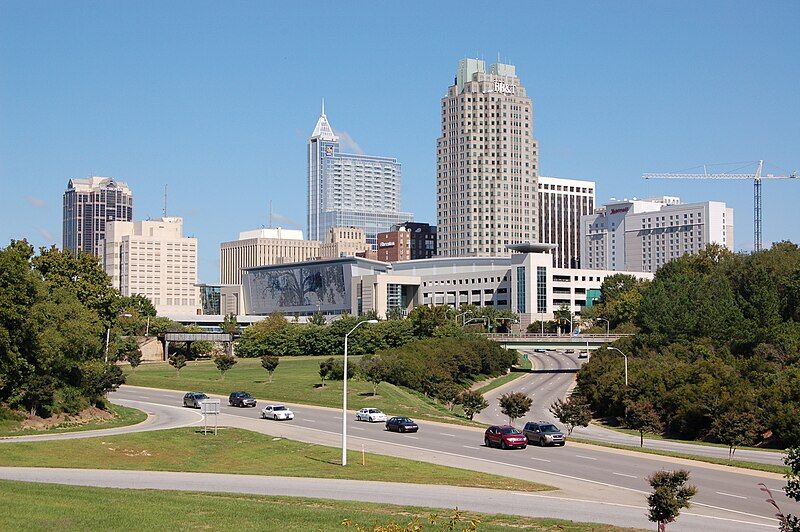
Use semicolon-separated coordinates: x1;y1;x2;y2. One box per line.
261;404;294;421
355;408;387;423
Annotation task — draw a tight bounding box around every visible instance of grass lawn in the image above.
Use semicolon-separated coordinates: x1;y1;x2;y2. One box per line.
475;370;527;395
1;480;642;531
127;356;481;426
0;427;553;492
590;420;786;454
0;404;146;438
572;436;790;475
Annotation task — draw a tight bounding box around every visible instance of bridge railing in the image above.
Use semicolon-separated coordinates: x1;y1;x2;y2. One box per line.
480;333;632;342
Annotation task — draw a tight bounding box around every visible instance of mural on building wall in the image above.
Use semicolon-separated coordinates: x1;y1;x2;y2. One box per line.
243;263;348;314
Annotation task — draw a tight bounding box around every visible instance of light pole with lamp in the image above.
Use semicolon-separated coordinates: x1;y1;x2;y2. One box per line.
596;317;610;338
455;310;473;326
341;319;378;466
606;346;628;387
463;316;488;330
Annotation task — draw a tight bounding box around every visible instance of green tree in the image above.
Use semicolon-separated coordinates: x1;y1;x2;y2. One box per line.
553;304;573;333
169;354;186;375
646;469;697;532
319;358;334;387
783;447;800;530
221;313;239;335
113;336;140;364
434;382;463;411
127;347;142;372
309;311;327;326
626;399;663;447
31;246;119;325
79;360;125;406
549;395;592;436
458;390;488;421
358;356;387;396
709;410;760;458
260;355;279;383
499;392;533;425
213;353;237;379
408;305;451;338
118;294;156;317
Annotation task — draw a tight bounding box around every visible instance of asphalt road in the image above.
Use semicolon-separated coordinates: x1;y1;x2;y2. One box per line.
0;467;773;532
477;349;787;467
101;385;796;529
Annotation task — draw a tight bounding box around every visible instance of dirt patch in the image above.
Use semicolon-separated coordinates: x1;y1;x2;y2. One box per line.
20;406;117;431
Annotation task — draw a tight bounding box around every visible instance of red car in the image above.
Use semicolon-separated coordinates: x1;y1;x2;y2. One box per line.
484;425;528;449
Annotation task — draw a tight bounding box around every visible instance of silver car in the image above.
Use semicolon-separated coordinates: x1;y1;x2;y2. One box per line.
261;404;294;421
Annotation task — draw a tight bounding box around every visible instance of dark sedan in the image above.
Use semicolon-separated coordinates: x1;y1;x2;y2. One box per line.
229;391;257;408
385;416;419;433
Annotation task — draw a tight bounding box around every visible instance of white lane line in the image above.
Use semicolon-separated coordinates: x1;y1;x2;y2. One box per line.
404;436;419;440
438;433;456;437
575;455;597;461
529;457;551;463
612;472;637;478
351;427;366;431
716;491;748;500
301;419;317;423
462;445;475;449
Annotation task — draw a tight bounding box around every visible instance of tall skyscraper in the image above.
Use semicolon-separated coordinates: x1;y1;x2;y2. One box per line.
437;58;538;257
307;102;413;247
538;176;595;268
63;176;133;256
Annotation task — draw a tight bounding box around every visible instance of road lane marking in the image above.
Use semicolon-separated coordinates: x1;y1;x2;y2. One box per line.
462;445;475;449
185;407;781;526
575;455;597;460
301;419;316;423
529;457;551;462
438;433;456;437
404;436;419;439
351;427;365;431
716;491;748;500
612;472;637;478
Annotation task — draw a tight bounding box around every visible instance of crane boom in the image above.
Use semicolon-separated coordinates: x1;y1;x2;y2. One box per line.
642;160;798;253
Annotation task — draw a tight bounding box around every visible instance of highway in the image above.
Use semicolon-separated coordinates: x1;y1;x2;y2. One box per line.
88;385;796;529
477;349;787;467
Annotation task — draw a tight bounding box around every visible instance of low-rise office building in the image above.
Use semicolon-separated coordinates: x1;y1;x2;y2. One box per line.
237;243;651;324
220;227;321;285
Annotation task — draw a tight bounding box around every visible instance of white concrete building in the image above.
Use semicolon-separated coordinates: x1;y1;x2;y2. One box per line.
220;227;321;285
102;217;199;315
238;244;652;324
538;176;595;268
437;58;539;257
581;197;734;272
63;176;133;257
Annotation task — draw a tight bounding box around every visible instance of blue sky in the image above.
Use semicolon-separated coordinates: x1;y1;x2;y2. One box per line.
1;1;798;283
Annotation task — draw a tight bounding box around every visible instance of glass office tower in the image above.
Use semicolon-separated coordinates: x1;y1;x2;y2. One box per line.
307;102;412;247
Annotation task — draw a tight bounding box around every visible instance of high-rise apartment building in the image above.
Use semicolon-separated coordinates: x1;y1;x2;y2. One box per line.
581;197;734;272
307;103;413;247
102;217;198;315
538;176;595;268
63;176;133;256
220;228;321;285
437;58;538;257
320;226;371;259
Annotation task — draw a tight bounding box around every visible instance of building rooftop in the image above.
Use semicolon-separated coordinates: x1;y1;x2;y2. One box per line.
238;227;305;241
67;176;131;193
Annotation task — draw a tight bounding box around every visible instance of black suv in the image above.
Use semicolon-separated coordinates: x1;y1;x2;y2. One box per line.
229;391;257;408
523;421;566;446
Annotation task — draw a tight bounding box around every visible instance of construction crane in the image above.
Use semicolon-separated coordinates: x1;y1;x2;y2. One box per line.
643;160;797;252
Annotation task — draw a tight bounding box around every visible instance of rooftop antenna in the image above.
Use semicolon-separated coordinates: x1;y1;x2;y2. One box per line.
269;200;273;227
162;184;167;217
321;97;325;116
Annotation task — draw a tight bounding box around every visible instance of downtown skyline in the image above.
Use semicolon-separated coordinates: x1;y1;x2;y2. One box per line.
1;2;798;283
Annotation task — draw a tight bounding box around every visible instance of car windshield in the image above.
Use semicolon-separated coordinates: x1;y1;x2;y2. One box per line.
541;425;560;433
501;427;522;435
273;406;286;411
369;409;381;413
197;394;208;399
240;393;252;398
395;417;411;423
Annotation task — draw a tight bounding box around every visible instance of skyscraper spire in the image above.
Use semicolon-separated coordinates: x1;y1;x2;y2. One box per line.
321;97;325;116
310;99;337;141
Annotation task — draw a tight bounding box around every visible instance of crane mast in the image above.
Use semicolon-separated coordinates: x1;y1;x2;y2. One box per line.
643;160;796;253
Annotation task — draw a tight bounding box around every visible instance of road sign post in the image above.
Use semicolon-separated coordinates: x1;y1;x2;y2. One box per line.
200;399;220;435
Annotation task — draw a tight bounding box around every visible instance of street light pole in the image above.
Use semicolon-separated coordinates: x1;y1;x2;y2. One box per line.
342;319;378;466
597;317;610;337
607;346;628;387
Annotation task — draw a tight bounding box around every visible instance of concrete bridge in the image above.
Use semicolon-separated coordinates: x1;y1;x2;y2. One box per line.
481;333;629;351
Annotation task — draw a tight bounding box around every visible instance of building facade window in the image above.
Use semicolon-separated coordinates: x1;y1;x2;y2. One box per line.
536;266;547;313
516;266;526;313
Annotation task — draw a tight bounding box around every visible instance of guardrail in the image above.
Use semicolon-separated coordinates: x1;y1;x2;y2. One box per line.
481;333;631;341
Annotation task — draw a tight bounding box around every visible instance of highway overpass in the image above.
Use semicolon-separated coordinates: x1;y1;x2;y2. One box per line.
482;333;629;351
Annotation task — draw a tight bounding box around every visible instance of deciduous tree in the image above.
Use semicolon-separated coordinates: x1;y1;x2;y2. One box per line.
626;399;662;447
213;353;236;379
646;469;697;532
550;395;592;436
260;355;279;383
499;392;532;425
458;390;488;421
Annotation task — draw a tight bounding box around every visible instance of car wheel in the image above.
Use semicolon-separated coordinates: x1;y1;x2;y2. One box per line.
521;444;527;449
274;414;278;421
261;413;265;419
484;437;491;448
501;440;508;450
